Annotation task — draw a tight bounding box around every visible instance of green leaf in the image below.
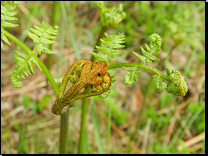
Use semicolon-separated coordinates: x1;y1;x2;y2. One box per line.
2;22;19;28
41;46;56;55
40;37;55;44
110;49;125;57
1;41;5;49
1;33;11;45
133;51;152;63
141;46;160;61
10;52;42;88
26;30;40;43
4;1;21;10
89;52;108;62
95;46;110;54
1;2;20;29
30;28;43;36
3;16;18;21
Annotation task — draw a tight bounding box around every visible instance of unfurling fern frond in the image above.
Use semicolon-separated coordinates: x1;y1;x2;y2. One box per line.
90;2;126;28
123;66;142;87
133;33;162;64
1;1;21;49
10;51;42;88
153;75;167;92
89;33;125;64
26;21;58;55
165;68;188;97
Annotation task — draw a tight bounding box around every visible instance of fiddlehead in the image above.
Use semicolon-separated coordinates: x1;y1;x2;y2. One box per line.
123;66;142;87
165;68;188;97
90;32;188;97
52;59;111;115
91;2;126;28
122;33;162;87
133;33;161;64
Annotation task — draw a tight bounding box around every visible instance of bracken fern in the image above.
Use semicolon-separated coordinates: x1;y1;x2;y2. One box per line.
1;2;58;88
93;32;188;97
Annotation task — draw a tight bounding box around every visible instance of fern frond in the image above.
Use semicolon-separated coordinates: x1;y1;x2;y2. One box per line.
26;21;58;55
101;33;125;49
10;51;42;88
91;33;125;64
134;33;162;64
1;1;21;49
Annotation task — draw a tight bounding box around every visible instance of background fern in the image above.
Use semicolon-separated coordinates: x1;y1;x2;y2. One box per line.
1;1;20;49
10;51;42;88
89;32;125;64
1;2;58;88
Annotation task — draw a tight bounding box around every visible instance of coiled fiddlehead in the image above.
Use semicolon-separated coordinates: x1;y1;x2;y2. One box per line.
124;33;188;96
153;75;167;92
165;68;188;97
52;59;111;115
122;33;162;87
123;66;142;87
133;33;161;64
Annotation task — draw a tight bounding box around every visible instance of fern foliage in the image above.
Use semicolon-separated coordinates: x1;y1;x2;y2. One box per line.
1;1;59;89
9;21;58;88
26;21;58;55
1;1;21;49
89;32;125;64
10;51;42;88
133;33;162;64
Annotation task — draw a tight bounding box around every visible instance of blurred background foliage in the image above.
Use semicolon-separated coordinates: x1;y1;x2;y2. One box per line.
1;1;205;154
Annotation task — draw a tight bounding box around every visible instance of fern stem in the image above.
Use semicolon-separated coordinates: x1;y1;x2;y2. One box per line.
107;63;172;83
59;109;69;154
78;98;89;154
2;29;32;55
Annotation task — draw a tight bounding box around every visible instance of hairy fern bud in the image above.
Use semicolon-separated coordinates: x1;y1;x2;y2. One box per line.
153;75;167;92
166;68;188;96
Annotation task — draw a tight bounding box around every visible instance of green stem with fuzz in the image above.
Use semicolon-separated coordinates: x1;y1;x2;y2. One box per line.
107;63;171;83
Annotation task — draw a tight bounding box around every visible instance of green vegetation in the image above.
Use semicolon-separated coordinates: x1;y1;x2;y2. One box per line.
1;1;205;154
